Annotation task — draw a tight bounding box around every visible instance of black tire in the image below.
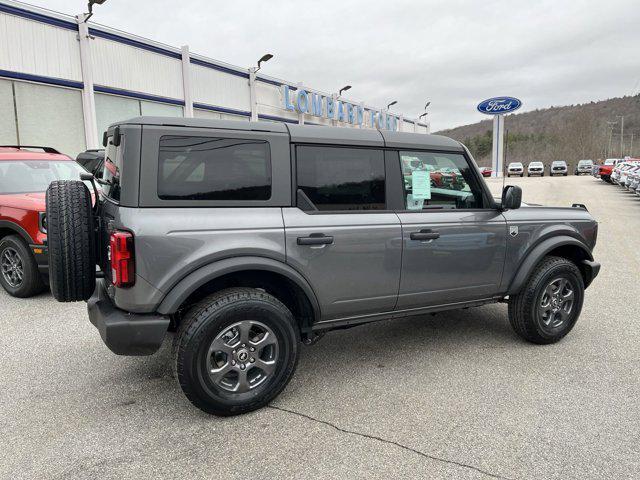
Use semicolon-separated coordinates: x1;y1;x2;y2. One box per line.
564;173;568;176
46;180;95;302
508;256;584;344
174;288;299;416
0;235;45;297
520;174;524;177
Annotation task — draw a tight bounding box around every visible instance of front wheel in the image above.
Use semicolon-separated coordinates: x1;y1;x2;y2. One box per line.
508;256;584;344
173;288;299;416
0;235;45;297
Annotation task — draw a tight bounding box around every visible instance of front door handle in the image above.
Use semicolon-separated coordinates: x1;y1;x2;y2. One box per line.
410;229;440;241
297;233;334;246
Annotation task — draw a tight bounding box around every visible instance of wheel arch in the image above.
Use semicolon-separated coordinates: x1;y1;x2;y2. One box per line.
157;256;320;334
507;236;594;295
0;220;34;244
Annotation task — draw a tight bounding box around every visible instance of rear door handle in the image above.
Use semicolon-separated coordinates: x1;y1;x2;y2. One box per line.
297;233;334;246
410;229;440;241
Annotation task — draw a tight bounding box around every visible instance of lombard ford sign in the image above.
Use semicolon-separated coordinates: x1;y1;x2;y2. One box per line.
477;97;522;115
282;85;398;131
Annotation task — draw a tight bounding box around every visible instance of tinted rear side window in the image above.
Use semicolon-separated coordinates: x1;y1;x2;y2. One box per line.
158;136;271;200
102;137;123;201
296;146;385;211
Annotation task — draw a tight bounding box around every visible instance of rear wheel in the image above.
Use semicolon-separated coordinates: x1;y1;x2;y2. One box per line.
174;288;299;416
0;235;45;297
46;180;96;302
508;256;584;344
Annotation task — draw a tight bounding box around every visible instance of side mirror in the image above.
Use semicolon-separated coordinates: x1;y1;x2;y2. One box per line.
501;185;522;210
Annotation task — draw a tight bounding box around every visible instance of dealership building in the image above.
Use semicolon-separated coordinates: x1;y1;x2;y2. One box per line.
0;1;430;157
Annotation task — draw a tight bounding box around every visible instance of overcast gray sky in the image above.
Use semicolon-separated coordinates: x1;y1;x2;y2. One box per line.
23;0;640;131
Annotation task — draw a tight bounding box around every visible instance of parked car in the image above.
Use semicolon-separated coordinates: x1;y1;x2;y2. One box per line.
479;166;492;177
76;149;105;177
527;161;544;176
625;165;640;193
617;162;640;187
550;161;568;176
46;117;600;416
575;159;593;175
597;159;619;183
507;162;524;177
0;145;90;297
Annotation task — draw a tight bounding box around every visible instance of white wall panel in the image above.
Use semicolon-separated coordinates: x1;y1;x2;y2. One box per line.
95;93;140;140
91;37;183;100
0;78;17;144
14;82;85;157
140;100;183;117
256;82;283;109
0;13;81;81
191;64;250;111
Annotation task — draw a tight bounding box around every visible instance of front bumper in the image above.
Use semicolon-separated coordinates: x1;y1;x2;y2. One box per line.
29;243;48;274
87;279;170;356
582;259;601;288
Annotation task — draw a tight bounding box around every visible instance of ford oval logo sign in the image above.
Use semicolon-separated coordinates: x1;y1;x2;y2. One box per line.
477;97;522;115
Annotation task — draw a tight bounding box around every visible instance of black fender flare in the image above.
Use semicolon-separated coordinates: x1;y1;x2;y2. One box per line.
156;256;321;321
0;220;34;244
507;235;594;295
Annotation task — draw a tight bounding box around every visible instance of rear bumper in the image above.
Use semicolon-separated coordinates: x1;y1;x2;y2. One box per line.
582;259;601;288
87;279;170;356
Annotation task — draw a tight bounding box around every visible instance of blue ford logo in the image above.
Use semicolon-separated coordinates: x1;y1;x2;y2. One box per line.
477;97;522;115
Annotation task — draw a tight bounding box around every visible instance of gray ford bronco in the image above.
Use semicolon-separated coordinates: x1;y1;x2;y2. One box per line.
46;117;600;416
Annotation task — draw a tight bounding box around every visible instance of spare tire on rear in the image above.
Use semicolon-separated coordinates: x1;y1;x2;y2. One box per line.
46;180;96;302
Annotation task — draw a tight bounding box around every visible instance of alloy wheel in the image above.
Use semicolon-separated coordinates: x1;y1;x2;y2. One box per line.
538;277;575;330
206;320;279;393
1;247;24;288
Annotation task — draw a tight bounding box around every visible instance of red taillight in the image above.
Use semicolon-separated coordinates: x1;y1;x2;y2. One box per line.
110;230;135;288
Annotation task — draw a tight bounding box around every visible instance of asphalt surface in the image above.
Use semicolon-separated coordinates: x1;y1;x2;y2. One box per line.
1;175;638;480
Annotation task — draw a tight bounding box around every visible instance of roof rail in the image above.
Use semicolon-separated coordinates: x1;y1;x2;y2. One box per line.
0;145;61;154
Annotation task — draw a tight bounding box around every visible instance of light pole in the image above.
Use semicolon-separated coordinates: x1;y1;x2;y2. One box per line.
249;54;273;121
387;100;398;110
617;115;625;157
607;121;617;158
338;85;351;97
76;0;108;149
85;0;107;21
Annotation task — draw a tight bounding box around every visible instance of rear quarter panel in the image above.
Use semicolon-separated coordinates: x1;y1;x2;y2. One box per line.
110;207;286;312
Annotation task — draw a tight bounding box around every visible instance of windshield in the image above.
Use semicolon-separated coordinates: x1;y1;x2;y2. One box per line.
509;163;523;168
529;162;543;167
578;160;593;166
552;161;566;166
604;159;616;165
0;160;87;195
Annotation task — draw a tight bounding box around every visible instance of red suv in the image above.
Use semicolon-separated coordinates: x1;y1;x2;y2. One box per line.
0;146;89;297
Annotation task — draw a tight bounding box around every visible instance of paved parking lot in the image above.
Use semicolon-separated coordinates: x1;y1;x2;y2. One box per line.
1;175;638;480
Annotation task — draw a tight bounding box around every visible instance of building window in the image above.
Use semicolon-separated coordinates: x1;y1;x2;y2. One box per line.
157;136;271;200
296;146;385;211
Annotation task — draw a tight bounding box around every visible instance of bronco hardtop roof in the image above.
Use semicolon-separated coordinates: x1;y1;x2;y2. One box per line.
112;116;463;151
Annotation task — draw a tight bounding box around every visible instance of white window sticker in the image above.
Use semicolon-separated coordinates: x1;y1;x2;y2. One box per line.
411;170;431;200
406;194;424;210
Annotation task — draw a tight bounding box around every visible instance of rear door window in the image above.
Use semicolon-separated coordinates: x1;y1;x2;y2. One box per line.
157;136;271;200
296;146;385;211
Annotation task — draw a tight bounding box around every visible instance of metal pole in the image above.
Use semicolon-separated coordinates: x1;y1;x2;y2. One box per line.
76;14;99;149
620;116;624;157
491;115;504;177
181;45;193;118
249;68;258;121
